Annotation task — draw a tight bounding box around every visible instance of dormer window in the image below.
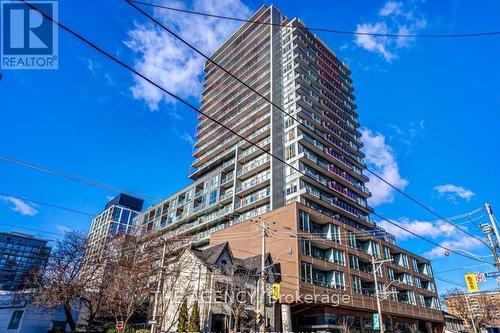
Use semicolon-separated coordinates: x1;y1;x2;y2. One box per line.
220;259;227;275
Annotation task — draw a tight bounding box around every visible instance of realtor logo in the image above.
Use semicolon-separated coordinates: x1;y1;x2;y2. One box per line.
1;1;58;69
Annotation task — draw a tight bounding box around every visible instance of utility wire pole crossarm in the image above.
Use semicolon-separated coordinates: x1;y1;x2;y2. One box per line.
371;256;395;333
481;203;500;283
260;219;268;333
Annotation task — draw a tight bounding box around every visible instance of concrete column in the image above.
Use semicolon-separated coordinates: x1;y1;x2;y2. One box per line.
281;303;292;333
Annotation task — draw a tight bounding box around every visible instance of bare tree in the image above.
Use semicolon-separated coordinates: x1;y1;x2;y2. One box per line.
339;316;353;333
26;230;105;332
443;288;496;331
98;234;154;329
228;267;258;333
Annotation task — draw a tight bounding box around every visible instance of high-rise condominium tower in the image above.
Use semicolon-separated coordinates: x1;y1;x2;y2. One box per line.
140;5;389;246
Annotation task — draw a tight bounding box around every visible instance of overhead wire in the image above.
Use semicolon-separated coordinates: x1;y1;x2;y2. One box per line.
129;1;500;38
19;0;493;266
123;0;491;250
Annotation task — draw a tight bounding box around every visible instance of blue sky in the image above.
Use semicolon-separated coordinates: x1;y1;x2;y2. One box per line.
0;0;499;293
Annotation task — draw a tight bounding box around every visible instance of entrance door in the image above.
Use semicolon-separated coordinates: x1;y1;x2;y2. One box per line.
211;314;227;333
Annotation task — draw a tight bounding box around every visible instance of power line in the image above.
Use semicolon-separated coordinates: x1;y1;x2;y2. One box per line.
0;191;97;217
0;222;64;238
436;263;491;274
435;276;465;288
22;1;493;266
0;154;159;201
129;1;500;38
123;0;491;250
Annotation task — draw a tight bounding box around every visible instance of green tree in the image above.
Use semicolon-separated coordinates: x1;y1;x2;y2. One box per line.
177;298;189;333
188;301;200;332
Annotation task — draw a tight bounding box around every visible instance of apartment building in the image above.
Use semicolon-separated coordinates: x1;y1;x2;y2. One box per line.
211;203;443;333
85;193;143;263
0;232;50;291
445;290;500;330
140;5;386;248
134;4;445;332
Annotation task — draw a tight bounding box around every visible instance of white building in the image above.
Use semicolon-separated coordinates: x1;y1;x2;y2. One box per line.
156;242;279;333
0;291;77;332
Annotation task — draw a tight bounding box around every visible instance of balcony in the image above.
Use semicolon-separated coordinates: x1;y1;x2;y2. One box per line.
236;172;270;194
236;155;271;179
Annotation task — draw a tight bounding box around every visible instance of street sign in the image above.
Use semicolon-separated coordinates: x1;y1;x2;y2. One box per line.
372;313;380;330
116;321;124;330
485;271;500;278
476;273;486;283
465;273;479;292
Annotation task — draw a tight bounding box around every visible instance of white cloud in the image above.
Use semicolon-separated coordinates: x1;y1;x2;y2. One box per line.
180;133;195;145
56;224;72;233
378;216;484;259
0;196;39;216
361;128;408;206
379;1;403;16
424;235;484;259
434;184;475;202
125;0;251;111
354;1;427;61
378;217;456;240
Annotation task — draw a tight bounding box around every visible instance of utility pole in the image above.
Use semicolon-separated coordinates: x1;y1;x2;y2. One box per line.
465;292;478;333
481;204;500;284
372;256;384;333
372;256;394;333
260;219;267;333
151;238;167;333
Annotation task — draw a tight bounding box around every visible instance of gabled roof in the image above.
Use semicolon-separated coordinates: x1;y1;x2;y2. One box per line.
191;242;232;266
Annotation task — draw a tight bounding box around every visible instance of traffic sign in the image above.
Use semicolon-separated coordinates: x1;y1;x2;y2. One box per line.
116;321;124;330
485;271;500;278
372;313;380;330
476;273;486;283
465;273;479;292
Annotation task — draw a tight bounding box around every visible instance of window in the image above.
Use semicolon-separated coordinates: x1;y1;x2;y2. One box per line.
348;232;356;248
332;249;344;266
390;286;398;301
209;190;217;205
387;267;395;280
383;246;392;260
414;276;422;288
112;207;121;222
8;310;23;329
412;258;419;271
301;240;311;256
285;144;296;159
407;291;417;305
332;271;345;290
398;253;409;268
352;276;362;294
120;209;130;224
301;262;313;283
299;210;310;232
330;224;341;243
349;255;359;270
